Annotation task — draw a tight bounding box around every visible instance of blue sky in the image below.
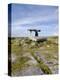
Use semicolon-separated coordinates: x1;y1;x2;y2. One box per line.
9;4;58;37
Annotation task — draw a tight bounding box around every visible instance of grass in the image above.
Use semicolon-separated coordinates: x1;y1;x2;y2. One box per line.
8;36;58;75
31;51;52;74
11;56;31;75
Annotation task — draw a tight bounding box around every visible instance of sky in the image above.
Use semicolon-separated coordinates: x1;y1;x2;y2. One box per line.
8;4;59;37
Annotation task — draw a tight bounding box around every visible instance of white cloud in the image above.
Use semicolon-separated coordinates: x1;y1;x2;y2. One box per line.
11;7;58;37
53;32;58;36
12;8;58;27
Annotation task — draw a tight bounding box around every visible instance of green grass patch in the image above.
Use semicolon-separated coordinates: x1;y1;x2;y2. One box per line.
11;56;31;75
31;52;52;74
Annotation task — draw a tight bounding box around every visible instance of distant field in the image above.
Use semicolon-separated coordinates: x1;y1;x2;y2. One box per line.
8;36;58;76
